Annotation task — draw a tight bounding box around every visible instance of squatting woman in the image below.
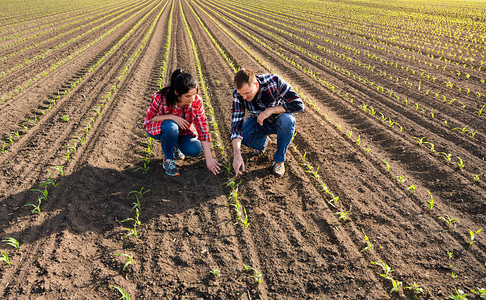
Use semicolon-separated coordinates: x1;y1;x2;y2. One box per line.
144;69;221;176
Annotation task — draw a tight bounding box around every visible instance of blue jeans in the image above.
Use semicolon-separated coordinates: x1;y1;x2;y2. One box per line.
241;113;295;163
146;120;202;160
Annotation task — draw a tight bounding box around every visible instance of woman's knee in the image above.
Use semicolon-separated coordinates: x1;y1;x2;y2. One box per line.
161;120;179;135
181;139;202;157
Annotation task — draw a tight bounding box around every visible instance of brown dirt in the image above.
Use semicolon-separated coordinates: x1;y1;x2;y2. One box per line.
1;0;485;299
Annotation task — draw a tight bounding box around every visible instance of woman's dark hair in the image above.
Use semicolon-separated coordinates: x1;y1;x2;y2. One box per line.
161;69;198;106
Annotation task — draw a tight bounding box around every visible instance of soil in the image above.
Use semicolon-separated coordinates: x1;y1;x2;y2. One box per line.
0;0;485;299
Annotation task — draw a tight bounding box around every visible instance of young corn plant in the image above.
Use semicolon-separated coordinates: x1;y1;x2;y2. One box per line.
209;269;221;278
0;251;11;265
128;187;150;211
335;210;350;221
405;282;423;299
31;186;48;202
116;253;134;271
109;285;129;300
449;288;468;299
371;260;394;279
439;215;459;228
425;190;434;210
470;287;486;298
469;228;482;245
242;264;262;284
121;208;141;239
2;237;20;250
360;230;373;252
390;278;403;294
39;176;58;188
24;198;42;214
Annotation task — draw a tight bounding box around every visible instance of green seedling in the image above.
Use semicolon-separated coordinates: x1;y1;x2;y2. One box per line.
425;190;434;210
121;208;141;239
2;237;20;250
1;143;7;153
393;175;406;183
390;278;402;294
407;185;416;193
360;229;373;252
52;165;64;175
473;173;483;182
405;282;423;299
134;161;149;174
469;228;482;245
116;253;134;271
335;210;350;221
128;187;150;211
449;288;468;299
109;285;129;300
371;260;394;278
328;195;339;207
456;157;465;169
439;152;452;162
0;251;11;265
447;251;454;260
24;198;42;214
39;175;58;187
60;115;70;122
242;264;262;284
384;160;390;172
209;269;221;278
470;287;486;298
439;215;459;227
452;125;469;135
413;136;428;145
31;186;48;201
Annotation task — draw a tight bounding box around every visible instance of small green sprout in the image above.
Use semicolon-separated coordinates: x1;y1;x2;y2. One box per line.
413;136;428;145
456;157;465;169
0;251;11;265
371;260;394;278
2;237;20;250
24;198;42;214
470;228;482;245
473;173;483;182
116;253;134;271
407;185;416;193
384;160;390;172
335;210;350;221
447;251;454;260
439;215;459;227
31;186;48;201
405;282;423;299
39;176;58;187
109;285;129;300
209;269;221;278
425;190;434;210
449;287;468;299
470;287;486;298
390;278;402;294
52;165;64;175
60;115;70;122
360;230;373;252
242;264;262;284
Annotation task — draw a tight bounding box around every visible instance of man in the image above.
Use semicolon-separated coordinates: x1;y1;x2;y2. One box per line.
230;68;304;177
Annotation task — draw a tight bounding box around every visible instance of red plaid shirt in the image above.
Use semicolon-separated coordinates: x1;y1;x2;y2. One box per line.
144;90;210;142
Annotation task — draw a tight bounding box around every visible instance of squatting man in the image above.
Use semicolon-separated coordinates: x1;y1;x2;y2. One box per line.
230;68;305;177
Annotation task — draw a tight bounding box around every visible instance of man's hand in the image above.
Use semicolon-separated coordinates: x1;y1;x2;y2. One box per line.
256;109;272;125
233;155;245;177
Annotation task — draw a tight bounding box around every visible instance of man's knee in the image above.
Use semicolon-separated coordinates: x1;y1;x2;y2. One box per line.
278;113;295;131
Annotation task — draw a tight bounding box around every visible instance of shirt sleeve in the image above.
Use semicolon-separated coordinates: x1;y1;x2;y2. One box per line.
192;97;211;142
230;89;245;140
143;93;162;135
276;75;305;113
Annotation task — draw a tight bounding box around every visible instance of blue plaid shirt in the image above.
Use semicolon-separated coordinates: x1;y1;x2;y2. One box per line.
230;74;304;140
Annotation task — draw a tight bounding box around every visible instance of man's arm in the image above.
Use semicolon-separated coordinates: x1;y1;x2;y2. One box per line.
232;138;245;176
256;105;286;125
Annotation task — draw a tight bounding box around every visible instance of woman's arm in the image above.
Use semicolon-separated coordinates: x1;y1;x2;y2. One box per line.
201;141;221;175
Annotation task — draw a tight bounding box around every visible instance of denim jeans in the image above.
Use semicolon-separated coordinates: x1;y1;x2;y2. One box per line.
241;113;295;163
146;120;202;160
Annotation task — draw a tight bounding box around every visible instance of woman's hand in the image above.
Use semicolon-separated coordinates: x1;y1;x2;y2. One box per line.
206;157;221;175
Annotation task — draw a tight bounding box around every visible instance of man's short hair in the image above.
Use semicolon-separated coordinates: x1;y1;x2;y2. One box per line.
234;68;256;89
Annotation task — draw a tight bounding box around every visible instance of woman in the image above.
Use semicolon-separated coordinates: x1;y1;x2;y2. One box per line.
144;69;221;176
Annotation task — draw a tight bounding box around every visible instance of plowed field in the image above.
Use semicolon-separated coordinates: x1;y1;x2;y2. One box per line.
1;0;485;299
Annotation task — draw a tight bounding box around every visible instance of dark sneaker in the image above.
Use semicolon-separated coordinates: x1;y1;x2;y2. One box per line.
251;136;271;156
273;162;285;177
163;159;179;176
173;147;185;160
